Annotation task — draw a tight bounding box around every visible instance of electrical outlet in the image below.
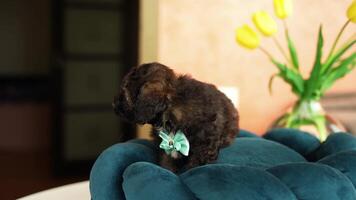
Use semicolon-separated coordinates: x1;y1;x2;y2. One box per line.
218;86;239;108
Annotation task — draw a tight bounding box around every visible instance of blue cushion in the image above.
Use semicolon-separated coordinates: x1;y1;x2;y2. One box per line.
180;164;297;200
318;150;356;187
217;138;306;169
90;129;356;200
264;128;320;157
237;129;259;138
312;133;356;160
127;138;158;151
267;163;356;200
90;143;157;200
123;162;196;200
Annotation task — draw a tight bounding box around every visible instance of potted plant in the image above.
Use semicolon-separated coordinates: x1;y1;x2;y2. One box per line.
235;0;356;141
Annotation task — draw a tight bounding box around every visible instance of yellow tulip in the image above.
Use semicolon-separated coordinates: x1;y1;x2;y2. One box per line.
235;25;261;49
347;0;356;22
253;11;278;36
273;0;293;19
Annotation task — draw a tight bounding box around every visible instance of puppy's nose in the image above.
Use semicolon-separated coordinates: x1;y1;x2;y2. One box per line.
112;101;121;115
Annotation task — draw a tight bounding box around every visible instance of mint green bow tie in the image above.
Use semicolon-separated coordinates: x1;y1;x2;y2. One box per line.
159;130;190;156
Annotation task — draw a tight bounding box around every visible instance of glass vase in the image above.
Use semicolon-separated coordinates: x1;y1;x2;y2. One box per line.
271;100;346;141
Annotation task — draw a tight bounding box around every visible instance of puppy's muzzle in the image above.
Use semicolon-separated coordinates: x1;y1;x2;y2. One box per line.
113;94;135;122
112;95;123;114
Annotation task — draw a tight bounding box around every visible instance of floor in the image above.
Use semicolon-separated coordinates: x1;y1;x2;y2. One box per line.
0;151;87;199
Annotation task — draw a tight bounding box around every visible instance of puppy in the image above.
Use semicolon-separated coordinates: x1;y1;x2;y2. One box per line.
113;62;239;172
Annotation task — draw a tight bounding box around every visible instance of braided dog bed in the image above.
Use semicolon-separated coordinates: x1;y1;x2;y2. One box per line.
90;128;356;200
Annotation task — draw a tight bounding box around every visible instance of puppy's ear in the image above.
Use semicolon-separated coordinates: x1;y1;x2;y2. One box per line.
140;81;164;96
134;81;168;123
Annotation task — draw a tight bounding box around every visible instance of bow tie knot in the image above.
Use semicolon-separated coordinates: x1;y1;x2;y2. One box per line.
159;130;190;156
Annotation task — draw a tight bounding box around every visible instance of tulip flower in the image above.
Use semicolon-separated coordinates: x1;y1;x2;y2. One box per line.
347;0;356;22
233;0;356;142
326;1;355;59
252;11;278;36
235;25;261;49
273;0;293;19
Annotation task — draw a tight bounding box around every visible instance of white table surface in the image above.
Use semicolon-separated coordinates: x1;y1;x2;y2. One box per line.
18;181;90;200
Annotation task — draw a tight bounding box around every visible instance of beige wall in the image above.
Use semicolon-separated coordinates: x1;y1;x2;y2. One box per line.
139;0;356;135
139;0;159;64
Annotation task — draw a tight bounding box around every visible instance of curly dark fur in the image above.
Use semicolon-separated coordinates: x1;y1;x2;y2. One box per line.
113;62;239;173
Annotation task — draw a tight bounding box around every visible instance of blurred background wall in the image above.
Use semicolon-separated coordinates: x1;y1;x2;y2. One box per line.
140;0;356;135
0;0;52;152
0;0;137;199
0;0;51;75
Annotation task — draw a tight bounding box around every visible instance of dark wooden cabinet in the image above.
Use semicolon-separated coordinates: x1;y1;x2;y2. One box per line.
51;0;138;175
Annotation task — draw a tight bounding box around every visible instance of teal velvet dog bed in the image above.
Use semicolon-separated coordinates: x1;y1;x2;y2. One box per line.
90;128;356;200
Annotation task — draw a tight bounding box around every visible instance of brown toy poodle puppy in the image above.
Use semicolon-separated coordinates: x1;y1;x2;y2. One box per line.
113;62;239;173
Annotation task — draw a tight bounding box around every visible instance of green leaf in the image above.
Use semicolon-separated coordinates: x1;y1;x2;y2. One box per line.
322;40;356;75
286;33;299;70
320;53;356;93
303;26;324;100
268;74;278;95
272;60;305;96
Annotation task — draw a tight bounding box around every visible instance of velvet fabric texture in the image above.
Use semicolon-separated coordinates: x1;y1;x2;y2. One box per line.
90;129;356;200
263;128;321;157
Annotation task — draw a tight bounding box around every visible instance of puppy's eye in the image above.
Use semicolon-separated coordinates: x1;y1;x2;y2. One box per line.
140;68;149;76
131;75;140;80
130;73;140;80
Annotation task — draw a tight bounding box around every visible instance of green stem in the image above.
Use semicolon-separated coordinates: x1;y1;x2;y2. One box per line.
285;100;328;141
259;46;275;61
326;20;351;61
286;114;294;127
339;33;356;49
314;116;327;141
285;100;303;128
273;36;292;65
283;20;291;42
283;20;288;31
